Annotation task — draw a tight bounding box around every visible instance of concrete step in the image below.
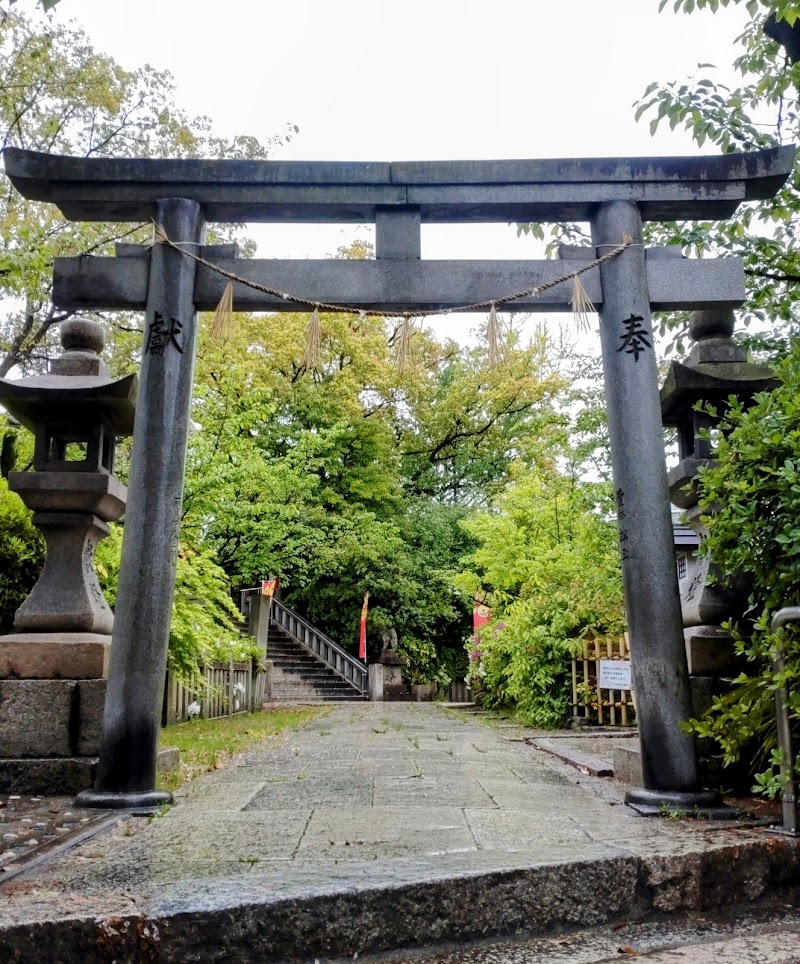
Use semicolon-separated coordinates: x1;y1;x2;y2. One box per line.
263;619;365;703
357;899;800;963
267;653;319;666
270;690;365;702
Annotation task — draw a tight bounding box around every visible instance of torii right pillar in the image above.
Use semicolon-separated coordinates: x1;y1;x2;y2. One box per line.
591;201;721;814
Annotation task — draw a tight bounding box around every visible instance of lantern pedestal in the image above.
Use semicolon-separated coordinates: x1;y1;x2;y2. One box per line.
9;471;126;636
0;632;111;679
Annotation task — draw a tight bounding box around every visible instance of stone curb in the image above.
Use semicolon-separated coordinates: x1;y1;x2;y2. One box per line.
1;833;798;963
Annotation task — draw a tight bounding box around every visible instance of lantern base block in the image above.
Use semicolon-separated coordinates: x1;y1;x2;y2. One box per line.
0;632;111;680
625;787;745;819
75;788;174;814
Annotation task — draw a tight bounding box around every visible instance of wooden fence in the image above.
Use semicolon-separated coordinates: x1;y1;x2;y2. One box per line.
571;636;635;726
444;680;473;703
162;659;267;725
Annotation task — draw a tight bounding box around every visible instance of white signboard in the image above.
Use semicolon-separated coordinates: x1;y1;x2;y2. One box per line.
598;659;632;691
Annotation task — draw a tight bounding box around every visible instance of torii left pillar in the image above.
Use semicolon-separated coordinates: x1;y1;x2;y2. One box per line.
77;198;205;810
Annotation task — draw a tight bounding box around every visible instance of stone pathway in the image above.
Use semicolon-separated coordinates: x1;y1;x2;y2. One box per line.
0;703;798;963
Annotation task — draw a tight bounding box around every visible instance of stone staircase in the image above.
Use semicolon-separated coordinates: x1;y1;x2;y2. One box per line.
266;625;367;702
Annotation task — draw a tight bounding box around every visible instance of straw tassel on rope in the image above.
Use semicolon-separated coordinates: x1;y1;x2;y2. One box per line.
396;316;415;374
570;273;595;331
486;303;503;366
152;221;169;246
211;280;234;341
303;306;322;370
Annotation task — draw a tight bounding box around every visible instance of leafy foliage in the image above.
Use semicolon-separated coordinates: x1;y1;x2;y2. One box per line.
455;462;625;727
0;474;43;633
519;2;800;356
96;525;254;676
174;301;576;683
398;325;568;503
636;1;800;353
0;9;293;378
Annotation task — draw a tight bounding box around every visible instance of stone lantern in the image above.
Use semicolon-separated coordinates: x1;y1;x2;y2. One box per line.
0;318;136;793
660;309;777;702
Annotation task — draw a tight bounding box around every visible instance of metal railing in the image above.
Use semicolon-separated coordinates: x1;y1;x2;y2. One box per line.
240;586;261;616
270;598;367;696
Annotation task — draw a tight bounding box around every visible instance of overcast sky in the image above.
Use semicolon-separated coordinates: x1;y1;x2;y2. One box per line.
60;0;748;259
36;1;752;345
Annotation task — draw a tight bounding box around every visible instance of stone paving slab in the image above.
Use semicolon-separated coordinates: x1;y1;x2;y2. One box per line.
0;703;799;963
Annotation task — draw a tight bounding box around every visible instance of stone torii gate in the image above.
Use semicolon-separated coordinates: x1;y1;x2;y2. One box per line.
4;145;794;813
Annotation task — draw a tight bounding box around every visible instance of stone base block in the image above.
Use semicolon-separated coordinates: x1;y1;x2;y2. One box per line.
384;683;412;701
0;678;106;758
689;675;726;721
0;633;111;680
411;683;436;702
612;745;643;785
0;756;98;795
684;626;738;677
157;746;181;774
0;747;180;795
382;667;404;687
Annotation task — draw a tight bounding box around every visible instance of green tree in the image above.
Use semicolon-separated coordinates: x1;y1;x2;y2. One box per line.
178;302;573;682
454;460;624;727
0;473;43;633
183;311;468;678
398;324;568;503
0;9;295;379
635;0;800;353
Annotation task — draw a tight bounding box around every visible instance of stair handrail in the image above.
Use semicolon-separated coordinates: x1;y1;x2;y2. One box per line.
270;598;367;695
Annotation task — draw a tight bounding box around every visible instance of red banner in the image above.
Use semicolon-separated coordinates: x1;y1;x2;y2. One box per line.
261;578;278;598
359;592;369;661
473;598;491;632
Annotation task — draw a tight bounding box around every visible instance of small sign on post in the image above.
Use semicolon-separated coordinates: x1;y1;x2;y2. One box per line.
257;577;279;676
598;659;633;691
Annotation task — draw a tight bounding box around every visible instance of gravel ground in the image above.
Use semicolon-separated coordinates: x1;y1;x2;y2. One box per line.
0;794;107;875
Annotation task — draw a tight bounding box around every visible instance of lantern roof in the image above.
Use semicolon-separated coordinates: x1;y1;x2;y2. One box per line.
0;318;137;435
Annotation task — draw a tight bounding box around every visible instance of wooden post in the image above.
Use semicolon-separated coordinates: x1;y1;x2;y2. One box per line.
594;637;602;724
607;637;616;726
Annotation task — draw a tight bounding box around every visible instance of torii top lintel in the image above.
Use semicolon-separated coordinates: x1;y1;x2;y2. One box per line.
3;145;795;224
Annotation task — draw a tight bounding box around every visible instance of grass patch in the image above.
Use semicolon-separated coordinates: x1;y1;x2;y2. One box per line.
158;707;327;792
